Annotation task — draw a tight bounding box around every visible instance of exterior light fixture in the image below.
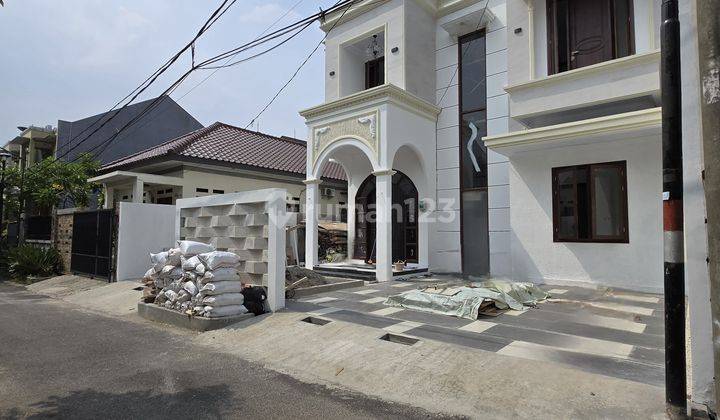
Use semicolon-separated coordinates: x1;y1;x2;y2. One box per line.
366;34;380;59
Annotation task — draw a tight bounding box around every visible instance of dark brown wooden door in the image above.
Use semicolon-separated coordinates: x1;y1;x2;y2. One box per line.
568;0;613;70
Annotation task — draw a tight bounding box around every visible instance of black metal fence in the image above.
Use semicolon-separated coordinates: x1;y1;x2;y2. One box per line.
70;209;115;280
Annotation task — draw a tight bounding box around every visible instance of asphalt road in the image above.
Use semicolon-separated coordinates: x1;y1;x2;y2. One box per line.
0;281;449;419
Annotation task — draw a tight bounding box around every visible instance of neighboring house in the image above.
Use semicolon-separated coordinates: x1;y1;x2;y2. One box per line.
3;125;56;168
2;125;57;242
90;122;347;221
56;95;203;165
300;0;712;408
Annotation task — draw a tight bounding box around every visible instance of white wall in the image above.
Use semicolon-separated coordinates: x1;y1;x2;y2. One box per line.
325;0;405;102
509;136;664;292
116;203;176;281
433;0;511;274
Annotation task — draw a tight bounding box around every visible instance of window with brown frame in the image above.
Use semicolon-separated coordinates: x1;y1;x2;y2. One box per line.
547;0;635;75
552;161;629;243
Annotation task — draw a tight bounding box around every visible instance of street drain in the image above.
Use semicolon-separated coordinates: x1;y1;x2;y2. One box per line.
379;333;419;346
301;316;331;326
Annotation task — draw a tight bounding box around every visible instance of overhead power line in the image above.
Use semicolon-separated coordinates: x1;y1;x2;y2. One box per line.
70;0;356;163
55;0;238;161
177;0;306;101
244;0;359;129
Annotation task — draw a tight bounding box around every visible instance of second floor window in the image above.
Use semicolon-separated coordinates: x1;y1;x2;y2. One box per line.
547;0;635;74
365;57;384;89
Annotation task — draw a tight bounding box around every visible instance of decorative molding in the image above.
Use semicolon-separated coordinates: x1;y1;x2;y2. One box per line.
483;108;662;150
372;169;396;177
320;0;486;31
300;83;440;122
311;110;380;165
357;115;377;138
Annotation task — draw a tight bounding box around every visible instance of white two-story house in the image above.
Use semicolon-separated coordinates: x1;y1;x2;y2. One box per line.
300;0;713;408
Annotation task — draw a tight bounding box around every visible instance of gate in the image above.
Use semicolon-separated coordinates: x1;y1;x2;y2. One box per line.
70;209;115;280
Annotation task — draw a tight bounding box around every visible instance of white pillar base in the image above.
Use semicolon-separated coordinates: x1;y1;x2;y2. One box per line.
304;179;321;269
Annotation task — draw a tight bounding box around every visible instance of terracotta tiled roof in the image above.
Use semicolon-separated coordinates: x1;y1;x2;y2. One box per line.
100;122;346;181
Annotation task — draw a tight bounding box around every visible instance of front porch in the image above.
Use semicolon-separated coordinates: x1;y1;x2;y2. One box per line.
300;84;441;282
88;170;185;209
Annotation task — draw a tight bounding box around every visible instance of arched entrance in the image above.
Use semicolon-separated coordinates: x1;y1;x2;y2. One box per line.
354;171;418;263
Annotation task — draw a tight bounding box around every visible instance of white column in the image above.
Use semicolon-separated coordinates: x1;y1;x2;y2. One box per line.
132;178;144;203
103;185;114;209
375;169;395;282
304;179;321;269
267;189;286;311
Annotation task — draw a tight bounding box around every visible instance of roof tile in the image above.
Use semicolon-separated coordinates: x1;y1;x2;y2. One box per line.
101;122;346;181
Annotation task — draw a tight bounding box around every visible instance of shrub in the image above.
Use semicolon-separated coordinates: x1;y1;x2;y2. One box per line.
7;245;62;280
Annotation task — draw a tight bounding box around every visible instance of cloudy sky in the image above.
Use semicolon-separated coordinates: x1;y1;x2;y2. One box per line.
0;0;338;143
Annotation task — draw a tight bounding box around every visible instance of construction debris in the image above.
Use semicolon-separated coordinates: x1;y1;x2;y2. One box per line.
384;280;549;320
142;240;267;318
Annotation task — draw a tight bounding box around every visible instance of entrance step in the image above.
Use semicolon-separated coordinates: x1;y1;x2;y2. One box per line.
312;266;429;281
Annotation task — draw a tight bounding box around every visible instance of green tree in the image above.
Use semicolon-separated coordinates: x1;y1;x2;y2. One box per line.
1;154;101;217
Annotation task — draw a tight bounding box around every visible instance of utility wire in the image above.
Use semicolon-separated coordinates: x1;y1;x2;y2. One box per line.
74;0;356;163
55;0;237;161
177;0;306;100
245;0;358;129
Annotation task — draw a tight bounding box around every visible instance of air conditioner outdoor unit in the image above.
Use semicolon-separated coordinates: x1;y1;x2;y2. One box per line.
322;188;335;197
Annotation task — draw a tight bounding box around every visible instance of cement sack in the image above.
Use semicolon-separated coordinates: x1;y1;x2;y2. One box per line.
203;305;248;318
182;255;202;271
163;289;178;302
195;264;206;275
183;281;198;296
160;265;183;279
149;251;169;271
177;290;191;303
183;271;198;282
177;240;215;256
198;251;240;270
155;293;168;304
199;281;243;295
201;293;244;307
143;268;156;281
201;268;240;283
167;248;182;266
163;300;174;309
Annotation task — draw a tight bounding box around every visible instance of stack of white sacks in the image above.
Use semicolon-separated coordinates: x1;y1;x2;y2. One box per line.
147;240;248;318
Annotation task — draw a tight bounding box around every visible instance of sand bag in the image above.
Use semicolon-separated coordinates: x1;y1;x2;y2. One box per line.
177;240;214;256
163;289;178;302
183;281;198;296
201;268;240;283
167;248;182;266
149;251;169;271
143;268;156;280
201;293;244;307
203;305;248;318
199;282;243;295
198;251;240;270
181;255;202;271
160;265;183;279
